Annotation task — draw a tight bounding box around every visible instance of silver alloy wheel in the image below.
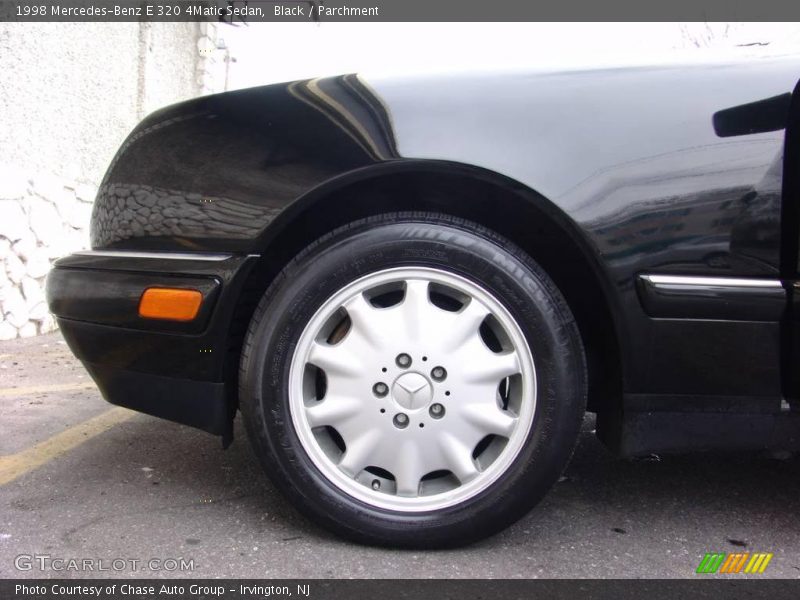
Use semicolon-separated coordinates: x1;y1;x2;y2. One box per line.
288;267;537;512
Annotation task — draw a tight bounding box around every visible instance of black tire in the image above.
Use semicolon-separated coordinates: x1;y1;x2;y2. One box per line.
239;212;586;547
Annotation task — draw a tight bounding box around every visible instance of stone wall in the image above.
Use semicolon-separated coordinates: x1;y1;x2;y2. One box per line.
0;22;229;339
0;170;94;339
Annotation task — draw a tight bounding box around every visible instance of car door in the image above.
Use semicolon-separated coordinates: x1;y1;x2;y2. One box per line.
782;78;800;410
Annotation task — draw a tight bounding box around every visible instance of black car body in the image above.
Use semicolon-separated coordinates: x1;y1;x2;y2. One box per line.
46;56;800;544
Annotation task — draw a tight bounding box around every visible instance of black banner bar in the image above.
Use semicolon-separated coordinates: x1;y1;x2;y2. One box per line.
3;579;800;600
2;0;800;22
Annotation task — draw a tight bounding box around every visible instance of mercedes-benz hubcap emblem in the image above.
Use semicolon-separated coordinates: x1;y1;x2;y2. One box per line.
392;372;433;410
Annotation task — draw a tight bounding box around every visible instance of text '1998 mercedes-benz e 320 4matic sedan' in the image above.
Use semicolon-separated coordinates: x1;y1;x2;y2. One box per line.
47;56;800;547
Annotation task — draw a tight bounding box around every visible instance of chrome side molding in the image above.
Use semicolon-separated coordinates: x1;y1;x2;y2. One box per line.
637;274;785;321
73;250;235;262
640;274;782;289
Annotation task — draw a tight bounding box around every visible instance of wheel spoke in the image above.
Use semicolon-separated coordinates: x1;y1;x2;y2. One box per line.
460;403;517;438
438;298;491;353
308;341;362;378
462;350;520;384
439;433;480;483
305;395;363;429
338;429;382;476
403;279;430;316
392;441;425;497
398;279;432;342
342;293;381;351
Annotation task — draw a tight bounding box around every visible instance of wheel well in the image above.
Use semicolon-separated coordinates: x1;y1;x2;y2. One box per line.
227;166;623;421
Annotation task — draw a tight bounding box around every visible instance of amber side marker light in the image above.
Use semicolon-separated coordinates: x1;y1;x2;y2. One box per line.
138;288;203;321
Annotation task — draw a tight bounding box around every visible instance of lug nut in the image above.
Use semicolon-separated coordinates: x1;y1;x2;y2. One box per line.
373;382;388;397
429;403;445;419
393;413;409;429
371;479;381;490
396;353;412;368
431;366;447;381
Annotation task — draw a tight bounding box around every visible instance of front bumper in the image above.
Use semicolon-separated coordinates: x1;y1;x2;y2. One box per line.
46;251;259;436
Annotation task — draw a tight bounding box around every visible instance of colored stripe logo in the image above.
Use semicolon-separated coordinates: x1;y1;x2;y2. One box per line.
696;552;773;574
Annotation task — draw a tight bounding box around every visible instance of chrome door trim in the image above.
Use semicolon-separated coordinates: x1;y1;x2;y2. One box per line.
637;274;785;321
73;250;236;262
640;275;782;289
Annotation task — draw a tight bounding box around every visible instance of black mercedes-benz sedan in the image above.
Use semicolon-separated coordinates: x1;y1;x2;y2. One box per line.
46;56;800;547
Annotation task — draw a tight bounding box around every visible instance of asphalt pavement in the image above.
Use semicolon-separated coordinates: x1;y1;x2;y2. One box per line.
1;332;798;579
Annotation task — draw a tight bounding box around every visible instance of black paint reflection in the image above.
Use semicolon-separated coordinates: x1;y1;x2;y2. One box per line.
91;74;396;249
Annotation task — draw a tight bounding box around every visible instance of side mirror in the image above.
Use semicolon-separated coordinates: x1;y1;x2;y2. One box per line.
713;93;792;137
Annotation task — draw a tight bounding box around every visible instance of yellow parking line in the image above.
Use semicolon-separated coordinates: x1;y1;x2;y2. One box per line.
0;408;135;485
0;382;96;398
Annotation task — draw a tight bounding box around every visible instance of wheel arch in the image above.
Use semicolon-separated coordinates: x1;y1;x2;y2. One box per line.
227;160;626;429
